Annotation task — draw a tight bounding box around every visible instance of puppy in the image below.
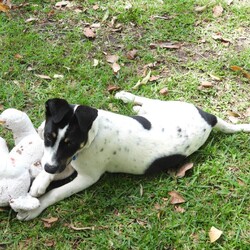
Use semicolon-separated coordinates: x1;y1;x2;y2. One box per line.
17;91;250;220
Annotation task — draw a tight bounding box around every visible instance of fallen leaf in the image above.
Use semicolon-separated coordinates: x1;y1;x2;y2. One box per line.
132;70;151;89
35;74;51;80
0;104;4;111
200;81;213;88
53;74;64;79
209;226;223;243
44;240;56;247
168;191;186;204
92;4;99;10
174;205;185;213
55;1;73;8
209;74;221;81
245;107;250;117
25;17;38;23
41;217;59;224
107;85;120;93
90;23;101;28
195;5;207;12
150;42;181;49
93;59;99;67
112;62;120;74
149;75;160;81
159;87;168;95
176;162;194;178
230;65;243;71
14;54;23;59
212;34;231;44
126;49;137;60
242;71;250;79
213;5;223;17
41;217;58;228
0;2;10;13
106;54;119;63
83;27;96;38
227;111;241;118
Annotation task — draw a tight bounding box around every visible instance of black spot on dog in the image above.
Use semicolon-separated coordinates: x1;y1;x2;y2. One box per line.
145;154;187;175
162;128;165;132
113;151;117;155
131;115;151;130
196;107;217;127
100;148;104;152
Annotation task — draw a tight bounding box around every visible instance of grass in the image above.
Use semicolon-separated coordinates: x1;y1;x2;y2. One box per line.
0;0;249;249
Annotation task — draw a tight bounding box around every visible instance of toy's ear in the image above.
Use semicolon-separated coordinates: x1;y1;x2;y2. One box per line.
74;105;98;133
45;98;71;124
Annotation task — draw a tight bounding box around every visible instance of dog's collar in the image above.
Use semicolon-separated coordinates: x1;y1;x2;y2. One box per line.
72;154;78;161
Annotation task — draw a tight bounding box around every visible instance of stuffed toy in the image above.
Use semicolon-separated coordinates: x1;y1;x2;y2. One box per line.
0;108;44;211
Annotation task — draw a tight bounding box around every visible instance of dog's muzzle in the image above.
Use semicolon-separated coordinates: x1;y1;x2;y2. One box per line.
44;163;60;174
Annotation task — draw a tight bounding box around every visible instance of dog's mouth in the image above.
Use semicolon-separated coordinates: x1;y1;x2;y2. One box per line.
44;157;73;174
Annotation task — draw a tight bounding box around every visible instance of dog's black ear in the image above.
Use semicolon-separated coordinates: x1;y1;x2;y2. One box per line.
45;98;72;123
74;105;98;132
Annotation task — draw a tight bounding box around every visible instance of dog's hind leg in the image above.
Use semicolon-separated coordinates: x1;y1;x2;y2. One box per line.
215;118;250;133
115;91;152;105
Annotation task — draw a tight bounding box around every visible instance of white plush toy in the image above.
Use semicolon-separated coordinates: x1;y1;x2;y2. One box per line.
0;108;44;211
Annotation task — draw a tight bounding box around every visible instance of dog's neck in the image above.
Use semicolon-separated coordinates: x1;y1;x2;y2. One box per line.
83;115;99;149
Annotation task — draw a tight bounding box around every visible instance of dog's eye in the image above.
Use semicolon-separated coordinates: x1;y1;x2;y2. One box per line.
64;138;71;145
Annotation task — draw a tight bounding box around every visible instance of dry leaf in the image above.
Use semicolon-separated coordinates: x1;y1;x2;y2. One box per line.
14;54;23;59
44;240;56;247
41;217;59;224
227;111;240;118
149;75;160;82
200;81;213;88
132;70;151;89
83;27;96;38
25;17;38;23
176;162;194;178
107;85;120;93
90;23;101;28
230;65;243;71
209;74;221;81
195;5;207;12
245;107;250;117
212;34;231;44
112;62;120;74
0;2;10;12
213;5;223;17
150;42;181;49
106;54;119;63
126;49;137;60
55;1;73;8
53;74;64;79
93;4;99;10
168;191;186;204
35;74;51;80
242;71;250;79
174;205;185;213
93;59;99;67
159;87;168;95
209;226;223;243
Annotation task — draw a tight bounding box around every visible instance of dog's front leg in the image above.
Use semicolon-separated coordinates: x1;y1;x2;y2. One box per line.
17;174;99;221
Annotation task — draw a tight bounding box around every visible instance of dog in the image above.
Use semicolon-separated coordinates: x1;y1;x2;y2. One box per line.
17;91;250;220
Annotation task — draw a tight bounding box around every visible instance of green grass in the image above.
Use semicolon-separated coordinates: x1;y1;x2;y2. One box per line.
0;0;249;249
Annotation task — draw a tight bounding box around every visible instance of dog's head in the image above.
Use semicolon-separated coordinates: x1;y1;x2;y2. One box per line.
42;98;98;174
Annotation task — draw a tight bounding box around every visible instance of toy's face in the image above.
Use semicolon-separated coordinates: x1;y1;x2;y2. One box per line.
0;109;25;130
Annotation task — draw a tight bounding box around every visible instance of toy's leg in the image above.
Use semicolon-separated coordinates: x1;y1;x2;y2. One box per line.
17;173;99;220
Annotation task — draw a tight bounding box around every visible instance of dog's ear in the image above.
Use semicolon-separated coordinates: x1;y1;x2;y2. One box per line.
74;105;98;133
45;98;71;123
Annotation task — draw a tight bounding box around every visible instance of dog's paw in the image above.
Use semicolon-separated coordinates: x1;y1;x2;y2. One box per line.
16;206;43;221
30;171;53;197
115;91;135;103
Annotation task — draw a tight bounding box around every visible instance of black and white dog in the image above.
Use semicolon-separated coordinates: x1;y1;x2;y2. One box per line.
17;91;250;220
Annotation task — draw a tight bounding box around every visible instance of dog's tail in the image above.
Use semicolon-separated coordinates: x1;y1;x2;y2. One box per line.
214;117;250;133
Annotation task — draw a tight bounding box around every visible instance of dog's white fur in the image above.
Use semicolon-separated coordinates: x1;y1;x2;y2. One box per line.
17;91;250;220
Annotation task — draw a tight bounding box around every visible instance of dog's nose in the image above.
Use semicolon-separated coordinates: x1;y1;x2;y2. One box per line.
44;163;58;174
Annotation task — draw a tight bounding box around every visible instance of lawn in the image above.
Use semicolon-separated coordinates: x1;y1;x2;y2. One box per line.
0;0;249;249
